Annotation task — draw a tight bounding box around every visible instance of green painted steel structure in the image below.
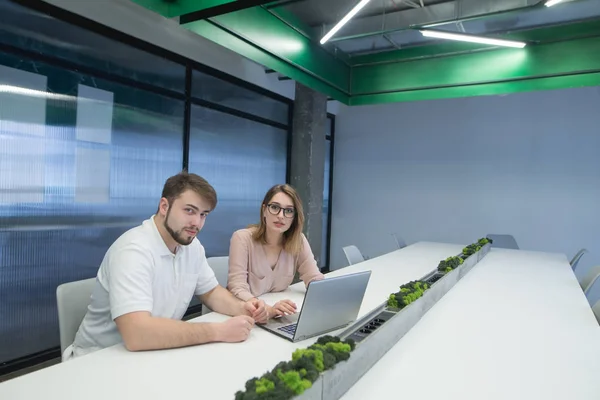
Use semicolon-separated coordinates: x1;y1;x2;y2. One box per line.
132;1;600;105
131;0;274;18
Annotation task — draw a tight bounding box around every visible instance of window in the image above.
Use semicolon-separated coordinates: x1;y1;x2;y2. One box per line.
192;70;289;125
0;52;184;364
0;0;292;371
188;106;288;256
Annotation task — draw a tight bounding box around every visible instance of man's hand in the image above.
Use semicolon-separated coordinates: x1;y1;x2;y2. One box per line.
269;299;297;318
244;298;268;324
214;315;255;343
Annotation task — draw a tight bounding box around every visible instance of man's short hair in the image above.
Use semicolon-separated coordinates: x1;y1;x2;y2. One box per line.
160;171;217;210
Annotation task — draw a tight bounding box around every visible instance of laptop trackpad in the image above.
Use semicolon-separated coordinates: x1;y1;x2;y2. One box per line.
265;313;299;330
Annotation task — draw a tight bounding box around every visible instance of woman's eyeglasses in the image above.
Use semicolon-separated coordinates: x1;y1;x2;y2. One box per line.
266;203;295;218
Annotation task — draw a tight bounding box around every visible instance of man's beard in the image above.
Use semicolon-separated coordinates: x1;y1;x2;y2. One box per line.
164;208;197;246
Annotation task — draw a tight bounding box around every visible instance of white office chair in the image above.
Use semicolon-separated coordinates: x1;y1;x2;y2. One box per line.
203;256;230;315
56;277;96;361
486;234;519;250
570;248;588;271
391;233;407;249
592;299;600;324
580;266;600;296
342;245;365;266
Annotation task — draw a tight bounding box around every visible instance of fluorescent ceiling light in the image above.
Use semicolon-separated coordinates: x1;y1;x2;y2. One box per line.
320;0;372;45
0;84;74;101
420;30;527;48
545;0;565;6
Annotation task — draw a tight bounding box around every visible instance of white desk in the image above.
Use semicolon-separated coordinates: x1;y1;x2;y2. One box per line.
0;242;462;400
341;248;600;400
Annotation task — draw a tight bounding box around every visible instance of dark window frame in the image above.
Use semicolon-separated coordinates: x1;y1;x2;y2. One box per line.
322;114;335;273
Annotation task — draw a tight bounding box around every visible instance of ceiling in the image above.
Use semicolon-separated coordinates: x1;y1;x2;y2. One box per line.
132;0;600;105
268;0;600;56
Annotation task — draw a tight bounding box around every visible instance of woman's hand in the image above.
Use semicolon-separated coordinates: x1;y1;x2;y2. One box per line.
269;299;297;318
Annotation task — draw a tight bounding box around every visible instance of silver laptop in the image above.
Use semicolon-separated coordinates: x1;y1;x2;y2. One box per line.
259;271;371;342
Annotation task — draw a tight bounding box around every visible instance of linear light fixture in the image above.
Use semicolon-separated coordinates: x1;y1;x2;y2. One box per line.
320;0;372;44
419;30;527;48
545;0;566;6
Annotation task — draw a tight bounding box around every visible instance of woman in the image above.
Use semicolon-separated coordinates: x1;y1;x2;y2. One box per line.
227;184;324;323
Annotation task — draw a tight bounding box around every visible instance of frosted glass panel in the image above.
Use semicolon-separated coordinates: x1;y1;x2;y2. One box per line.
0;65;47;206
189;105;288;256
0;52;184;363
76;85;114;144
0;64;47;136
75;147;111;204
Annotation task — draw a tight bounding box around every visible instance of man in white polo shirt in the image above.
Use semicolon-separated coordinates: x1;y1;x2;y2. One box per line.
69;172;267;359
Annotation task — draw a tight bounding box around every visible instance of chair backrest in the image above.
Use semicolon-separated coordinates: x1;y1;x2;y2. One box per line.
581;266;600;296
391;233;407;249
486;234;519;250
203;256;230;315
591;299;600;324
56;277;96;354
342;245;365;266
570;248;588;271
206;256;229;287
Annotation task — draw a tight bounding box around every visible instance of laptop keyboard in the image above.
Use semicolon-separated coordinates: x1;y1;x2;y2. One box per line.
277;323;297;335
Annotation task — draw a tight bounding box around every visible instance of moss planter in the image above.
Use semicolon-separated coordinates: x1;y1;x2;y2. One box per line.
316;240;492;400
234;336;356;400
236;239;492;400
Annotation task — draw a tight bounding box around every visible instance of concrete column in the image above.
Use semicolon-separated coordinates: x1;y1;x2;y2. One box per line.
290;82;328;267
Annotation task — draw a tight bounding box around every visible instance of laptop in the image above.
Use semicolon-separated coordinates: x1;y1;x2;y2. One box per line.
258;270;372;342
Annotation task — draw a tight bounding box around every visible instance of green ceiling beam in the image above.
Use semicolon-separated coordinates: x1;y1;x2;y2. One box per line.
131;0;278;18
349;71;600;105
507;17;600;42
130;0;170;16
264;6;353;65
183;21;350;102
351;35;600;96
183;7;351;102
263;6;318;40
173;0;238;17
350;41;491;66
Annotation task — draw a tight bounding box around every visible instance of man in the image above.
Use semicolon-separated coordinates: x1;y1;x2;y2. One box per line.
69;172;267;359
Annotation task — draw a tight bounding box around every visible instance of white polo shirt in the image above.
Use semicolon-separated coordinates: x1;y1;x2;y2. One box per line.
72;216;218;357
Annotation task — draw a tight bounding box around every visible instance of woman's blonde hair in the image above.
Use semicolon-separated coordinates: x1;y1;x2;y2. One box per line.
250;184;305;255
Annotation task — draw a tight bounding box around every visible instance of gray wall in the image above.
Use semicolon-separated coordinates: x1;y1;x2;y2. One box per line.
331;86;600;302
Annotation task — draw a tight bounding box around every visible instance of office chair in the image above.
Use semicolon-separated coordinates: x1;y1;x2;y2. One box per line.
203;256;229;314
56;277;96;361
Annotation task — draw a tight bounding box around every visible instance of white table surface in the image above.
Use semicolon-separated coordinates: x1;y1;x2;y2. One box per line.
0;242;464;400
341;248;600;400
